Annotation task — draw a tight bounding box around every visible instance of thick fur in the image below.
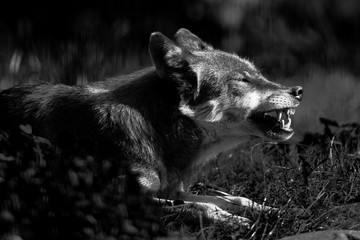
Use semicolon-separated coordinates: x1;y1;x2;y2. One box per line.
0;29;302;200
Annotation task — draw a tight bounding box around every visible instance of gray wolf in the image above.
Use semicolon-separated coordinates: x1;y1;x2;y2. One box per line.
0;28;302;221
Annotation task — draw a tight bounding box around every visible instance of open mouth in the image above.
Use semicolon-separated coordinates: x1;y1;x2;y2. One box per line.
250;107;296;141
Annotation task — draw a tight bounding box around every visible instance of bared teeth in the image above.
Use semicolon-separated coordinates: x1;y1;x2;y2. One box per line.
286;118;292;128
282;118;291;129
288;108;296;116
280;109;292;129
264;108;295;130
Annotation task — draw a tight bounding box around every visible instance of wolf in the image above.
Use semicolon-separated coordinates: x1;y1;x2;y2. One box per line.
0;28;302;222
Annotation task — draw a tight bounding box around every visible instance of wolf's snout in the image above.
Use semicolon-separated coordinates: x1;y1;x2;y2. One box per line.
290;86;303;101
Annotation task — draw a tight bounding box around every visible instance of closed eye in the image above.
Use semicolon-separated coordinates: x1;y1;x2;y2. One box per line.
241;78;250;83
228;79;249;96
230;78;250;84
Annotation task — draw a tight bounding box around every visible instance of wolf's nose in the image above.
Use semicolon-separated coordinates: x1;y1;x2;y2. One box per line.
291;86;303;101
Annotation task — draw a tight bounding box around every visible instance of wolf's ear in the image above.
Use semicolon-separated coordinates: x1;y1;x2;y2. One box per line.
149;32;184;78
149;31;199;100
174;28;213;51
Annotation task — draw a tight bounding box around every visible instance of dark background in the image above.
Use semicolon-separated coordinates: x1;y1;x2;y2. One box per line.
1;0;360;138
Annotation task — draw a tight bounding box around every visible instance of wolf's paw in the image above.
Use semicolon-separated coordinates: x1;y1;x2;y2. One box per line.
215;195;276;212
189;201;251;226
177;191;276;215
159;198;251;227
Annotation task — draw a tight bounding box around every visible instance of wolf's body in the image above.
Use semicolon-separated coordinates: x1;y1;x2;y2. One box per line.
0;29;302;203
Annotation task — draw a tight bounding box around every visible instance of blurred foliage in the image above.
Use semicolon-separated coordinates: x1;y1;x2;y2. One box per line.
241;0;360;76
1;0;360;86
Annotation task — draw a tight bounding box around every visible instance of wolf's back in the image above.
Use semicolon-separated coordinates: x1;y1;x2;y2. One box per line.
0;83;38;127
0;82;91;136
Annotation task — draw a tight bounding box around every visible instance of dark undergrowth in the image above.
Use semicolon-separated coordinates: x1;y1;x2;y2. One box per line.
0;125;164;240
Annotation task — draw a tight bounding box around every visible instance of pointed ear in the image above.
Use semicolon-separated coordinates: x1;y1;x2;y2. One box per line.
149;32;183;78
174;28;213;51
149;31;199;101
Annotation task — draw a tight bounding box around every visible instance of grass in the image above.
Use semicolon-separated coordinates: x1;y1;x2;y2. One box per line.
163;120;360;239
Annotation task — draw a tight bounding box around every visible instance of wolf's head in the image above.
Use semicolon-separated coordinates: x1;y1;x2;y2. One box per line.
149;28;302;142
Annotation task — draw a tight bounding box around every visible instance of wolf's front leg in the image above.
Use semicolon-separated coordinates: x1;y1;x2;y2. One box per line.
131;165;162;193
162;199;252;226
177;191;275;213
